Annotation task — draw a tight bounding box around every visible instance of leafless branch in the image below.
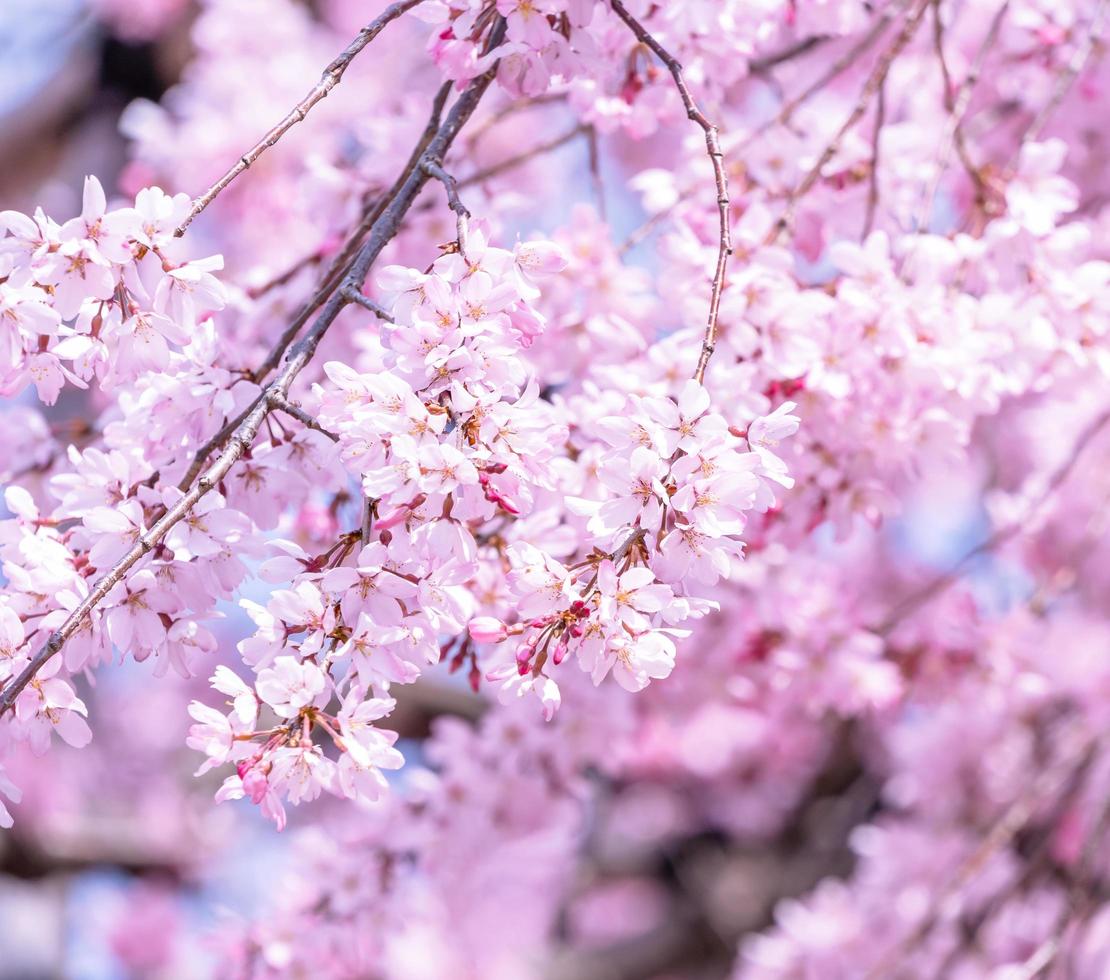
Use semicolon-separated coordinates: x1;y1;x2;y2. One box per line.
458;124;586;187
747;34;829;75
342;286;395;321
421;157;470;254
174;0;427;236
755;6;901;138
915;0;1009;232
861;80;886;239
271;396;339;441
609;0;732;385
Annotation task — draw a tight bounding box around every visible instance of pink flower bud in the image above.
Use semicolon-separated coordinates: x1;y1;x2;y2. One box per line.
468;616;508;644
241;767;269;805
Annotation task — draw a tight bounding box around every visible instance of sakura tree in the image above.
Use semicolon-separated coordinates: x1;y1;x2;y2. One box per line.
1;0;1109;976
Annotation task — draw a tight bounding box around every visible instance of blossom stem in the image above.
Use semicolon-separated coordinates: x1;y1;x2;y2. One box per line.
174;0;428;236
609;0;731;385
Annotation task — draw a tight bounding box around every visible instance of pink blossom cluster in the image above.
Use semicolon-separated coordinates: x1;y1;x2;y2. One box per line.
3;0;1110;976
0;179;224;404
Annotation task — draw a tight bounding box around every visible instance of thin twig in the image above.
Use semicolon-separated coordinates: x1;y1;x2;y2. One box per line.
342;287;395;321
915;0;1009;232
361;497;376;547
272;397;339;441
458;124;586;187
877;406;1110;634
174;0;426;236
609;0;731;385
0;19;510;718
421;158;470;254
585;124;607;221
769;0;930;246
862;80;886;239
754;6;902;139
748;34;829;75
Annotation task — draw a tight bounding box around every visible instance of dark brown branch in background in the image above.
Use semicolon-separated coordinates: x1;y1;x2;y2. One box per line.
748;34;829;75
609;0;731;385
585;124;607;221
0;19;509;718
754;5;901;138
174;0;426;236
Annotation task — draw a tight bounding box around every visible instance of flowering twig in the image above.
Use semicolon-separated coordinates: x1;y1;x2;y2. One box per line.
174;0;427;236
174;81;454;494
609;0;731;385
0;19;510;718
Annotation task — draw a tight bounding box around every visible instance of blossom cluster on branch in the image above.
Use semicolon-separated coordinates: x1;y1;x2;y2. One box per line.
3;0;1110;976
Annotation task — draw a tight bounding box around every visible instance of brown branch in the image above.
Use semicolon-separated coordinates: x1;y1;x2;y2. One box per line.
768;0;930;246
421;157;470;253
585;124;607;222
0;20;509;718
747;34;829;75
609;0;731;385
271;397;339;442
174;0;427;236
174;81;454;492
342;286;395;321
915;0;1009;232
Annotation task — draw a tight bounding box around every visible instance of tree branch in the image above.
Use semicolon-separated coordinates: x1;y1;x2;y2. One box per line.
174;0;427;236
421;157;470;253
271;396;339;441
915;0;1009;233
0;19;509;718
769;0;930;246
609;0;732;385
174;80;453;493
